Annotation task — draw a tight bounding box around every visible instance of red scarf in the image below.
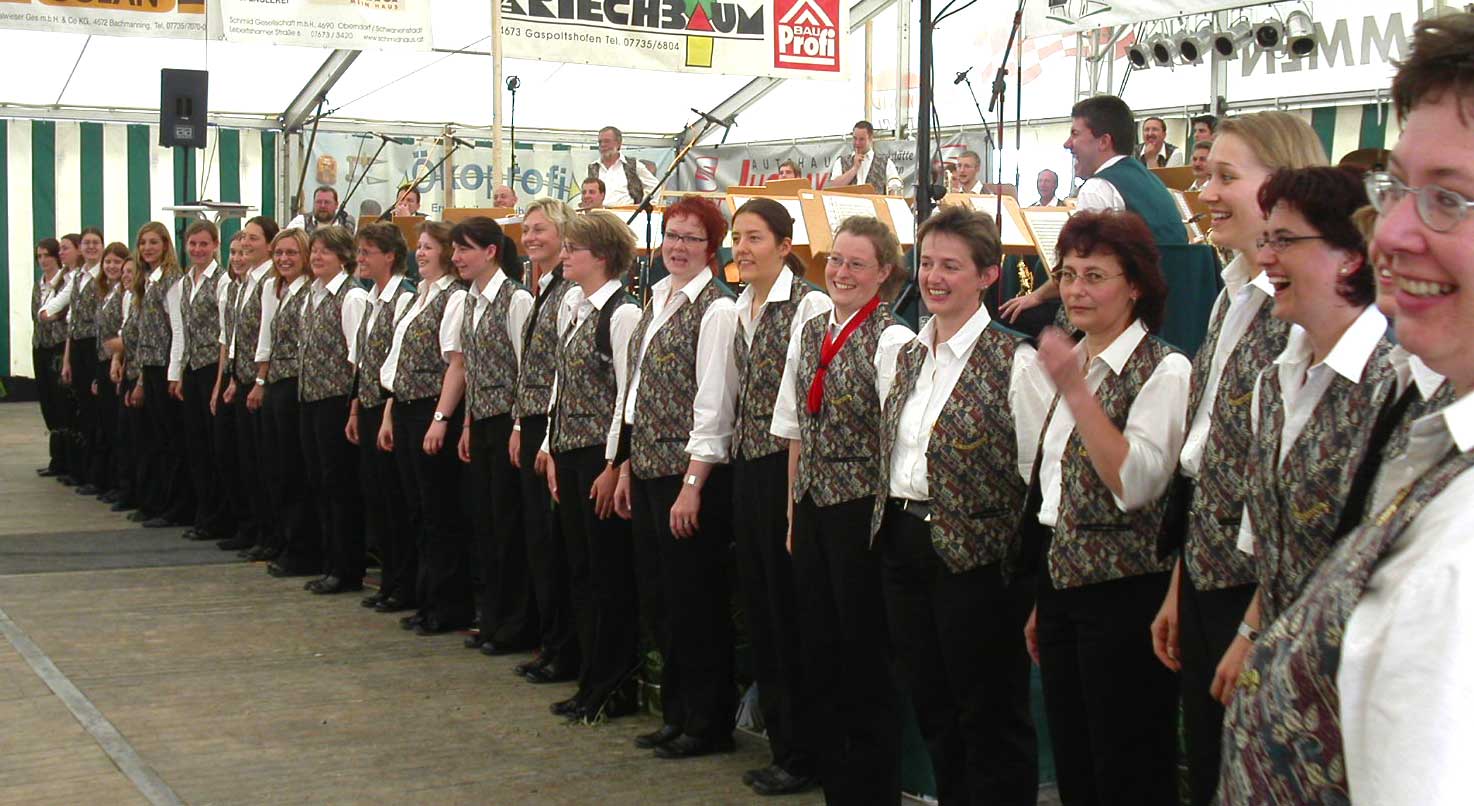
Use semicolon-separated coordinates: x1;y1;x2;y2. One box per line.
806;295;881;415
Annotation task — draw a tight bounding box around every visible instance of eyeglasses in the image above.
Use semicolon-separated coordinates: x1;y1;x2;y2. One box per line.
1255;234;1326;253
1365;171;1474;233
663;232;708;247
825;254;878;272
1051;269;1124;286
561;244;591;253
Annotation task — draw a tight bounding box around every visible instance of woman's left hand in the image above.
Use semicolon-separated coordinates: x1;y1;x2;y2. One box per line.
669;485;701;539
423;421;447;455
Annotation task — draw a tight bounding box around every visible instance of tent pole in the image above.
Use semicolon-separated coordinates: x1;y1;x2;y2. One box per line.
915;0;932;223
491;0;506;191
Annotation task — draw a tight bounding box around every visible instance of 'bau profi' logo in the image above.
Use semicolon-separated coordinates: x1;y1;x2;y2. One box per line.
774;0;839;72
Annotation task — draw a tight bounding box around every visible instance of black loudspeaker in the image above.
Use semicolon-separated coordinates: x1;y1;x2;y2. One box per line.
160;68;208;148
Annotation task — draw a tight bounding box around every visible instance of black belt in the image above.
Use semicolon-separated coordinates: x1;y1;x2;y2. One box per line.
887;497;933;523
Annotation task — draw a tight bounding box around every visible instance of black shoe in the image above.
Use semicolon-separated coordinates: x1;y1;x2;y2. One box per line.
99;489;121;504
514;655;547;677
244;545;275;561
111;500;136;513
524;662;577;684
267;562;317;578
479;641;531;657
58;475;79;487
399;613;426;630
76;484;100;496
634;724;682;749
549;696;583;717
463;633;487;650
217;536;253;551
751;767;817;796
413;618;465;636
743;765;780;787
142;516;175;529
310;576;362;595
304;576;329;591
653;734;735;759
361;592;387;609
37;467;59;477
127;510;150;522
375;595;413;614
183;528;217;542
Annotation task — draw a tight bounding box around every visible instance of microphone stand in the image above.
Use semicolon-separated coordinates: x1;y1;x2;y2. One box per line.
378;136;473;222
507;76;521;187
987;0;1027;309
625;107;725;303
339;133;393;223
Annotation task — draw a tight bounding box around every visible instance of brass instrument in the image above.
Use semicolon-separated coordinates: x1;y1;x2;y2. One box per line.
1014;256;1035;298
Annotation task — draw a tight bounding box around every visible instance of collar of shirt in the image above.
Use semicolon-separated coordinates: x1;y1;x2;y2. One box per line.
587;278;624;311
84;264;101;281
322;270;349;296
651;267;712;310
148;266;163;283
475;269;508;305
374;276;403;304
736;267;793;327
284;274;308;296
1035;196;1060;207
827;301;871;331
1222;253;1275;298
1080;318;1149;376
1388;345;1448;401
537;266;559;292
247;261;273;289
1275;305;1388;384
918;303;993;361
1093;154;1128;177
1439;387;1474;452
601;151;627;170
193;262;219;281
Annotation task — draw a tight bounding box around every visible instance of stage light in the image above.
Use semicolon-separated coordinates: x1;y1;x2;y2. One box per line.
1253;18;1285;51
1177;24;1212;64
1213;21;1252;59
1127;41;1152;69
1148;33;1177;67
1284;10;1316;57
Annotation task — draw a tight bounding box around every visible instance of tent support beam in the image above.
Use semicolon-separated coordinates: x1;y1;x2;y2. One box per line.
679;0;901;145
279;49;361;132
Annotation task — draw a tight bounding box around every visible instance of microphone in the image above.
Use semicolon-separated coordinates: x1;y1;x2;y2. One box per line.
506;75;521;91
690;108;735;128
450;136;479;150
953;67;972;85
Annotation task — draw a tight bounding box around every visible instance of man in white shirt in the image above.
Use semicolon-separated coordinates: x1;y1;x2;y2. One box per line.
1188;142;1212;192
951;149;985;194
580;178;606;211
828;120;904;195
1032;169;1061;207
1136;117;1184;168
588;126;657;207
287;185;354;234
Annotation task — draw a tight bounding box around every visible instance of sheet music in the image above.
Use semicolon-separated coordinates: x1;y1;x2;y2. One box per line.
885;198;916;245
822;194;879;236
1021;209;1072;264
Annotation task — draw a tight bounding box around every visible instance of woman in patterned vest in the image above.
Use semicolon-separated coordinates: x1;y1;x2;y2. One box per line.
348;223;416;614
376;220;474;636
609;196;739;758
1025;210;1189;806
533;210;640;725
131;222;190;527
771;215;913;803
875;207;1048;806
724;199;830;796
32;238;71;478
509;199;579;683
446;217;537;653
298;226;373;595
254;228;319;575
1220;17;1474;800
59;228;106;494
219;217;280;558
113;256;147;515
87;242;128;504
1147;111;1325;806
1218;167;1393;693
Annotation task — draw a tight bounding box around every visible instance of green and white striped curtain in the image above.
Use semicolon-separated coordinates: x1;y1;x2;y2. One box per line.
1;120;277;378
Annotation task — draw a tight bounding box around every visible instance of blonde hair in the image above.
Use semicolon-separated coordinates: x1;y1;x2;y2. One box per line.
1215;111;1329;173
134;221;181;277
524;198;577;236
834;216;905;301
269;228;310;286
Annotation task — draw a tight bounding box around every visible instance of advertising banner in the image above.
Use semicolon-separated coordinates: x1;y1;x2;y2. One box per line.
499;0;850;79
219;0;431;49
0;0;219;40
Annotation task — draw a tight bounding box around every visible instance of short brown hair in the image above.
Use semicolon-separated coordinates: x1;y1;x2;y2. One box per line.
916;206;1002;275
185;220;220;243
354;222;408;269
834;216;904;301
564;211;635;280
417;220;455;275
309;225;357;275
1258;167;1374;307
1054;210;1168;332
1392;12;1474;122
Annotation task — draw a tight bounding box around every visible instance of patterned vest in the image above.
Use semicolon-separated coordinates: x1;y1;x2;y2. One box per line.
513;270;569;419
463;278;524;421
871;323;1029;571
232;275;268;385
1248;339;1394;623
68;272;102;342
550;292;637;454
299;278;356;402
95;288;124;363
266;281;310;384
1185;290;1292;590
839;152;891;193
121;295;142;382
32;278;70;349
792;305;894;508
587;158;646;205
181;269;224;371
1048;335;1178;589
138;268;181;367
393;282;463;403
1219;447;1474;806
356;280;414;409
627;278;735;479
733;273;818;461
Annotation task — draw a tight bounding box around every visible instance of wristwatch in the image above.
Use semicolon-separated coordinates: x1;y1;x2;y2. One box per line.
1237;622;1260;643
254;377;267;387
683;474;700;488
433;411;448;423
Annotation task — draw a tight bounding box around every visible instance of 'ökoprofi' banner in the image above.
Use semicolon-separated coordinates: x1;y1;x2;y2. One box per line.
0;0;220;40
500;0;849;79
220;0;431;49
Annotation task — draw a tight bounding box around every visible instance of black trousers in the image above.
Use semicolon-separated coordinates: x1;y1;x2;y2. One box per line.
116;377;145;508
1036;567;1178;806
792;494;901;804
68;339;99;484
181;363;229;537
469;414;536;645
264;377;314;560
519;415;574;667
631;469;735;741
879;504;1039;806
91;352;119;492
33;344;70;473
302;395;364;583
231;381;270;547
1179;575;1254;806
142;364;193;521
733;453;811;775
359;403;411;599
554;444;637;708
392;397;473;628
211;377;243;541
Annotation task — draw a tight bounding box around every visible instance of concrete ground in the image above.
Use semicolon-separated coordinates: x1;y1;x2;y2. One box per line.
0;402;827;806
